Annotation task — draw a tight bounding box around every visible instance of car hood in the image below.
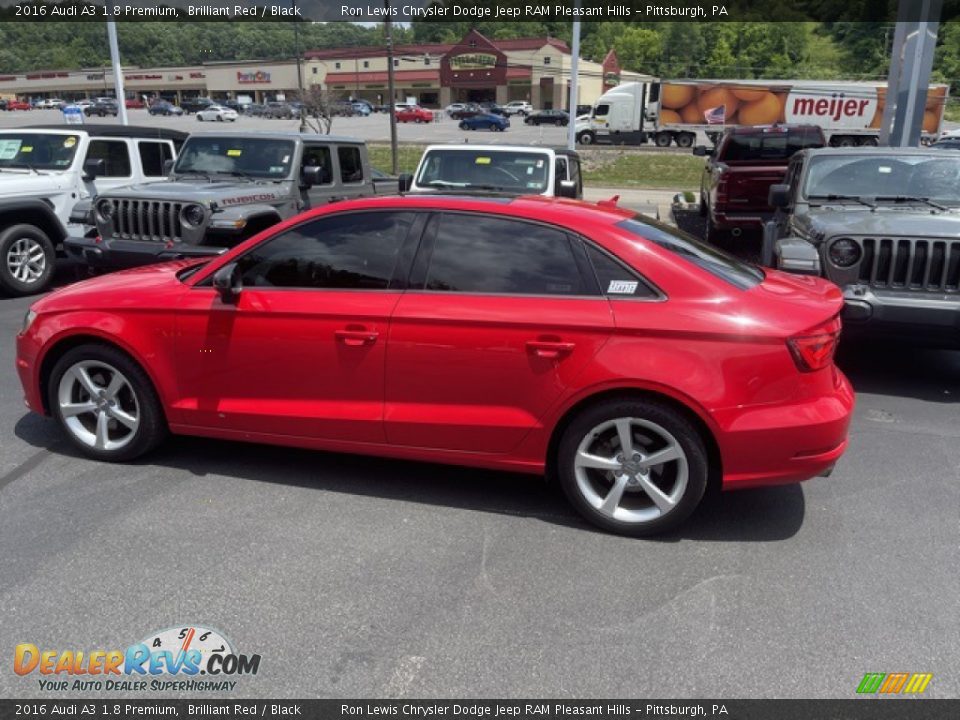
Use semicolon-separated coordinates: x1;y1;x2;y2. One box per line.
0;171;71;197
806;207;960;239
32;259;206;314
102;180;288;204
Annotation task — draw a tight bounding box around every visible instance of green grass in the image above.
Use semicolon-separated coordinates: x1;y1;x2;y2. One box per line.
944;102;960;123
368;143;705;190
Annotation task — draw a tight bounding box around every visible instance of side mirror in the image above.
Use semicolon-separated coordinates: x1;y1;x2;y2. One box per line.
398;173;412;192
556;179;578;199
692;145;709;157
83;158;105;180
768;184;791;209
212;261;241;303
163;159;175;175
301;165;321;188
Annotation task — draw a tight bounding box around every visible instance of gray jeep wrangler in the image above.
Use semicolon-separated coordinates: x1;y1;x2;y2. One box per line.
66;132;397;269
763;147;960;346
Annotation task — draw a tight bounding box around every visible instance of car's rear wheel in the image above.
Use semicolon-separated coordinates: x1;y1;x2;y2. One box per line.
557;398;708;536
0;224;55;296
49;344;167;462
196;114;203;121
459;121;468;130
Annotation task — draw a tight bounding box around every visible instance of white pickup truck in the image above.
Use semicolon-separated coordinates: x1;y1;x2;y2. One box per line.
398;144;582;199
0;125;185;295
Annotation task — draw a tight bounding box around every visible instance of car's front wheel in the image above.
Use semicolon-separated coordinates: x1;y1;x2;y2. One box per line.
0;223;55;296
557;398;708;536
49;344;167;462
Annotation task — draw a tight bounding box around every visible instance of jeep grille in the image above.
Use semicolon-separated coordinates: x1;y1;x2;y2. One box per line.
857;237;960;292
111;200;184;242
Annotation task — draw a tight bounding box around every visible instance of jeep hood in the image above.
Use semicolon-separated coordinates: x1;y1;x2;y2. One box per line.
102;180;287;205
807;207;960;239
0;171;72;198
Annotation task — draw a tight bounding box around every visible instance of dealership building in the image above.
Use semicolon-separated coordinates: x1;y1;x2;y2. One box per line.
0;31;645;109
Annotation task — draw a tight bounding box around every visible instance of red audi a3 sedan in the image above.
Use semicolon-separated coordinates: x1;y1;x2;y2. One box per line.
15;195;854;535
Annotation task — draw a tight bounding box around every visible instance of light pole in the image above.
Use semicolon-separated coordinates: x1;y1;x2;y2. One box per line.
293;0;306;131
567;15;581;150
385;0;398;174
105;12;128;125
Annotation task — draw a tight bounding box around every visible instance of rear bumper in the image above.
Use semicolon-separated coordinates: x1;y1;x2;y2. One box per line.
64;235;223;269
711;209;774;231
716;367;855;490
841;286;960;346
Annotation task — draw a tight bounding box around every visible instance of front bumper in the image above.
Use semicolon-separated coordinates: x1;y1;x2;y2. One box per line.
841;285;960;346
64;235;224;269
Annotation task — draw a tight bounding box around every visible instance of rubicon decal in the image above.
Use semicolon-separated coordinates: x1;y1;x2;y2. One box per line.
14;626;261;693
856;672;933;695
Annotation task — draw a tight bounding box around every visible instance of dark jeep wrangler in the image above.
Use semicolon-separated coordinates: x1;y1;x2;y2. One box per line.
763;147;960;346
66;132;397;269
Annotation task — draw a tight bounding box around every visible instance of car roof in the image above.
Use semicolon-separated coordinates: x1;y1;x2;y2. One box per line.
13;125;189;142
187;131;365;144
422;143;569;156
797;146;952;158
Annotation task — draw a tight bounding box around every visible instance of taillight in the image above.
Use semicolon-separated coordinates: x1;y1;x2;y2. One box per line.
787;316;841;372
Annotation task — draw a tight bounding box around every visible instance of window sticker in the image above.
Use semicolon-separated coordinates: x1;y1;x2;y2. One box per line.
282;155;290;163
227;149;242;157
536;159;544;168
878;166;892;174
526;181;540;188
0;140;22;159
608;280;639;294
475;157;491;165
269;166;285;173
63;137;77;148
21;146;33;153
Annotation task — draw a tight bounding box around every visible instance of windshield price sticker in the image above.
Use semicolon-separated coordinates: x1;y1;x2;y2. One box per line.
0;140;22;159
475;157;491;165
227;149;242;157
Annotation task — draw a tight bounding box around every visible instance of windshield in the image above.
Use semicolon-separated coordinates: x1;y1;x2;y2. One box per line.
723;128;823;162
0;133;80;170
616;216;763;290
803;154;960;204
173;137;295;180
415;149;550;192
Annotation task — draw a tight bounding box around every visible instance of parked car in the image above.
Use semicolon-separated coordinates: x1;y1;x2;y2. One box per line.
930;138;960;151
479;102;508;116
35;98;65;109
400;144;581;199
695;124;825;244
763;147;960;346
351;101;372;116
502;101;532;116
395;106;434;124
939;127;960;139
148;100;183;116
444;103;466;116
85;98;119;117
449;103;484;120
6;100;31;111
525;109;570;126
65;133;398;271
20;195;854;536
125;98;145;109
196;105;238;122
181;97;215;114
459;113;510;132
245;103;269;117
331;101;356;117
0;125;185;295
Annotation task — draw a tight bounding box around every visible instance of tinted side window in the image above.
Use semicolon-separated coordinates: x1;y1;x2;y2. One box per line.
338;145;363;183
585;244;657;298
424;214;588;296
86;140;131;177
137;141;172;177
237;212;413;290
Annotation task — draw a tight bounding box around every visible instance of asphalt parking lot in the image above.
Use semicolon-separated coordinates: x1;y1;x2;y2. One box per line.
2;242;958;699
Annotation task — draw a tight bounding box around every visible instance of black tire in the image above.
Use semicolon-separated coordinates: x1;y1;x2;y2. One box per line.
578;130;595;146
654;132;673;148
557;397;708;536
676;132;695;148
459;121;468;130
0;223;56;296
48;343;167;462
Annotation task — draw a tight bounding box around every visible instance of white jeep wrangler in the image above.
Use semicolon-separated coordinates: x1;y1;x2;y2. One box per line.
0;125;185;295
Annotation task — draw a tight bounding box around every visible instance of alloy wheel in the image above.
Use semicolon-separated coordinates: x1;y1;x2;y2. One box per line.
6;236;46;285
573;417;688;524
57;360;140;452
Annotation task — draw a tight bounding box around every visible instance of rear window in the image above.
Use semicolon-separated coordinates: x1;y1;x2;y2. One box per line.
722;128;823;162
415;149;550;193
616;216;763;290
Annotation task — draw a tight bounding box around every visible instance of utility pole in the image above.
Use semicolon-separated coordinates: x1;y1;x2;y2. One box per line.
385;0;398;174
567;14;581;150
105;13;128;125
293;0;306;131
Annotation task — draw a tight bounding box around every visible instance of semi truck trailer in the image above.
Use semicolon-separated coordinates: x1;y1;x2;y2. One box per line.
576;79;949;148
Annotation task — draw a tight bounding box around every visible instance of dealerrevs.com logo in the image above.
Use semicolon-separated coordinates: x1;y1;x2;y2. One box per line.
14;625;261;693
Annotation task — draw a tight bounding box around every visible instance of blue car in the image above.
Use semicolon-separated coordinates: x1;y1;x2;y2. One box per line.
459;113;509;132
